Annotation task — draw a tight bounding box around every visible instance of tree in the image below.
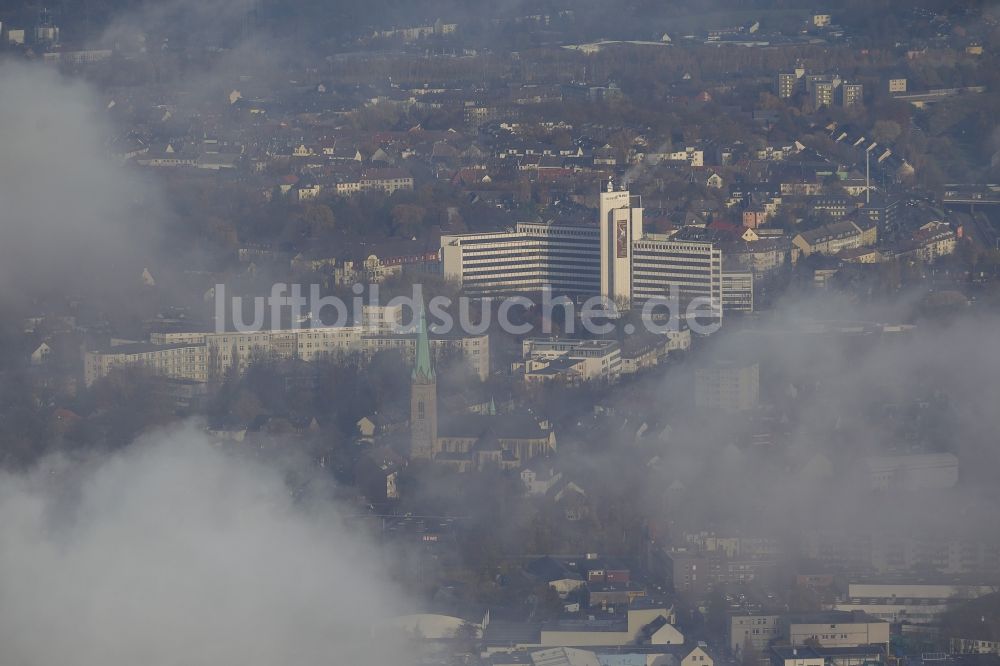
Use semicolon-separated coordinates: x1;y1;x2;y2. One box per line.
872;120;902;144
551;128;574;151
231;389;265;424
535;584;566;621
207;342;223;382
302;204;335;235
609;128;637;165
390;204;427;238
706;589;728;635
757;92;783;111
742;636;762;666
453;622;480;653
85;369;173;451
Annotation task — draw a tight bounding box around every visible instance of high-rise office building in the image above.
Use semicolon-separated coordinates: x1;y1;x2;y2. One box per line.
631;236;722;311
441;222;601;296
441;183;722;316
598;179;644;306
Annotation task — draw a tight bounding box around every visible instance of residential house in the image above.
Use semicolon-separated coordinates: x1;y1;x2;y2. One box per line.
888;78;907;93
731;614;782;654
345;168;415;195
521;459;563;496
743;208;769;229
355;447;406;502
811;196;859;220
837;247;880;264
551;481;588;522
295;183;322;202
620;334;671;376
30;342;52;365
518;339;623;385
792;221;870;258
898;221;958;261
659;548;776;602
769;646;825;666
525;556;586;598
694;360;759;411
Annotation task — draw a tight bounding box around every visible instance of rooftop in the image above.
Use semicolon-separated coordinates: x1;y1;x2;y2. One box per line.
783;610;886;625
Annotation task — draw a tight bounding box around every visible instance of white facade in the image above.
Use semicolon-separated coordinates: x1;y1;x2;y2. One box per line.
864;453;959;490
646;148;705;167
86;312;489;386
952;638;1000;655
731;614;782;653
599;182;643;305
85;343;208;386
721;271;754;313
441;185;720;316
520;338;623;384
535;606;682;649
694;361;759;412
835;581;995;622
441;223;601;296
631;235;722;316
847;581;994;599
362;303;406;333
784;615;889;649
666;328;693;351
841;83;864;107
30;342;51;365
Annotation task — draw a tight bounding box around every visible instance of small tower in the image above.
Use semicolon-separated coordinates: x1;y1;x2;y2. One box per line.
410;302;438;459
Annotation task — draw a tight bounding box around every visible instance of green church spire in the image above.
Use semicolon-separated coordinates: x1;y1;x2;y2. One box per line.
412;300;435;383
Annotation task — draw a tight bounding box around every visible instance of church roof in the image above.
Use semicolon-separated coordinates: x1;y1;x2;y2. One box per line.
438;412;548;441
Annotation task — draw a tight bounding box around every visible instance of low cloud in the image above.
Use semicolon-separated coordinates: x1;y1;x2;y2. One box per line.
636;291;1000;544
0;423;409;666
0;61;163;308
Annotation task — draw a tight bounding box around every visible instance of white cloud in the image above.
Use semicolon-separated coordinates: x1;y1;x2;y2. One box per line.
0;61;161;305
0;423;408;666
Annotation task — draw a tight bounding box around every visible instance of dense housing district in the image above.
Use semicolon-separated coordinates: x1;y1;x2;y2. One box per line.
3;1;1000;665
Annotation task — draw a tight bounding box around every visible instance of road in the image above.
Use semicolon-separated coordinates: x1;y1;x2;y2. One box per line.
951;207;1000;250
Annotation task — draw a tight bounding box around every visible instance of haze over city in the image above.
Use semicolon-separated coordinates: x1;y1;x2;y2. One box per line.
1;1;999;665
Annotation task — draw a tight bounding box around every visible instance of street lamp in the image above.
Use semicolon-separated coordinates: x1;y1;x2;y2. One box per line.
865;142;877;205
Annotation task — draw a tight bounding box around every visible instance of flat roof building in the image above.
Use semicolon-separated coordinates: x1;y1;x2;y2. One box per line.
782;611;889;651
441;183;721;317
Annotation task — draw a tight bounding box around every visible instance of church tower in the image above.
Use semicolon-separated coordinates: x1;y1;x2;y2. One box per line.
410;302;438;459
